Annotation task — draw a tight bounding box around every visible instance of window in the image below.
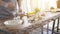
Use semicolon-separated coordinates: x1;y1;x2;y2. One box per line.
20;0;57;13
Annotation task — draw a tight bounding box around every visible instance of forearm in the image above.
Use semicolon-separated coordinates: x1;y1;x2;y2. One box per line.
17;0;21;9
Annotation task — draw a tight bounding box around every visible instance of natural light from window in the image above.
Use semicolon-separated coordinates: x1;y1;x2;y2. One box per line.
20;0;57;13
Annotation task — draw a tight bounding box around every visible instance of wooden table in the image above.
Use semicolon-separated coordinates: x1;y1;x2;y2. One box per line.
0;12;60;34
